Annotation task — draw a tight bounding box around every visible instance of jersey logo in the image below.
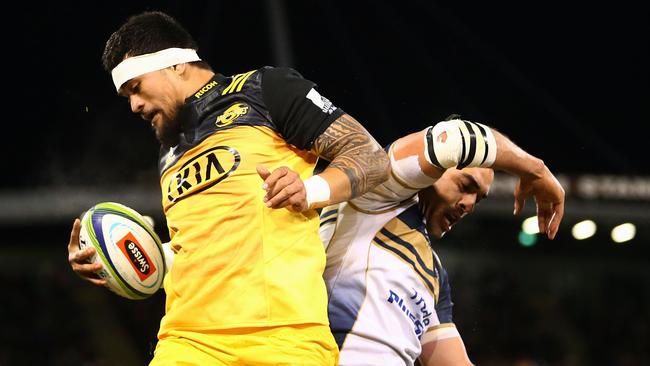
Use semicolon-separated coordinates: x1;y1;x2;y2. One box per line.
215;103;249;127
165;146;241;204
306;88;337;114
222;70;256;95
194;80;218;99
387;288;433;340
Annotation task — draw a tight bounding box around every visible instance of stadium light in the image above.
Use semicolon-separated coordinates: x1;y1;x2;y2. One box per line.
522;216;539;234
611;223;636;243
571;220;596;240
518;231;538;247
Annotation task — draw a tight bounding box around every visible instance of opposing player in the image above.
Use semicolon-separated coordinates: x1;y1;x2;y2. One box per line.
319;118;565;365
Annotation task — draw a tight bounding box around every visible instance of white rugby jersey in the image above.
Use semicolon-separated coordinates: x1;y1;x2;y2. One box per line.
320;165;460;366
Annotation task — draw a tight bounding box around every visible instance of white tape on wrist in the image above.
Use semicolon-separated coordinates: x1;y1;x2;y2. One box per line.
304;175;331;209
161;242;175;275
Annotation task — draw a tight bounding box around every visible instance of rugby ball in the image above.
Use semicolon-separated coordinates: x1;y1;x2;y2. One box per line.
78;202;166;300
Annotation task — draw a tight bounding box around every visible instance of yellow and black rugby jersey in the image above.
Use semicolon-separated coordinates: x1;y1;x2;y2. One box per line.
157;66;344;335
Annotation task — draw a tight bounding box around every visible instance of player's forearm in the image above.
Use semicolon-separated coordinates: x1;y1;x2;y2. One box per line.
420;336;474;366
392;129;445;179
312;114;390;206
491;129;546;180
422;118;546;179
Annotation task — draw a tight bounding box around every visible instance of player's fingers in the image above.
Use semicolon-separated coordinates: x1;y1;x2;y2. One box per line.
513;195;525;215
289;197;308;212
268;192;307;212
87;277;107;286
286;185;308;211
73;246;97;263
266;183;300;208
513;180;529;215
536;203;551;236
266;181;303;208
71;262;103;276
256;165;271;184
286;202;306;213
545;211;557;239
68;219;81;251
265;173;300;201
72;265;106;286
74;265;107;286
547;202;565;240
268;196;292;210
262;166;289;192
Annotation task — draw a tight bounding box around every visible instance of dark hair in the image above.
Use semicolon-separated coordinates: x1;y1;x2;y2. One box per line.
101;11;210;72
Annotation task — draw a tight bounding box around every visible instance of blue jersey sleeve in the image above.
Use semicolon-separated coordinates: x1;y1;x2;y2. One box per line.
434;265;454;324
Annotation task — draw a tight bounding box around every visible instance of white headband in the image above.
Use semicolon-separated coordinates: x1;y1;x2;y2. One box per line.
111;48;201;91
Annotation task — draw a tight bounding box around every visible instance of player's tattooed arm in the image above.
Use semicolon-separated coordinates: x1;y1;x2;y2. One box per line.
257;113;388;212
314;113;390;199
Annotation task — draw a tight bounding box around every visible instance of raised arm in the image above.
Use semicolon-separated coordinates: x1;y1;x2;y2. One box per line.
390;118;565;239
490;128;565;238
258;113;390;212
312;113;390;202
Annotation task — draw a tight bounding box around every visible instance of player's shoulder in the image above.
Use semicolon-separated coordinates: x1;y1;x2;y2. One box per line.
257;65;302;75
222;65;304;96
257;65;307;84
222;66;294;81
217;67;263;96
396;204;427;234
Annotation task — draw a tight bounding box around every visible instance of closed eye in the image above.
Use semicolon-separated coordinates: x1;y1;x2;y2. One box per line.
461;173;488;203
118;80;140;98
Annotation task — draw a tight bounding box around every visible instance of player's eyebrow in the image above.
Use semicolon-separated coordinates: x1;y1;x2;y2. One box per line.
463;172;489;201
117;79;136;97
117;86;128;97
462;172;480;191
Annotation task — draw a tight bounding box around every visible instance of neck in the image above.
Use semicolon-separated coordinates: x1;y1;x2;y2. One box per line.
183;67;216;99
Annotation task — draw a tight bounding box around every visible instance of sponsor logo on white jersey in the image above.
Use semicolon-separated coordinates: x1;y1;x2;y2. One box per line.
387;288;433;339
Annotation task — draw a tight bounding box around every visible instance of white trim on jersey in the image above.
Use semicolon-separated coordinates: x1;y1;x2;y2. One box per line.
322;170;461;366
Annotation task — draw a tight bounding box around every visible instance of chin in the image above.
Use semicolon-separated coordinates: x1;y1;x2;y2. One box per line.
157;128;180;148
430;228;445;239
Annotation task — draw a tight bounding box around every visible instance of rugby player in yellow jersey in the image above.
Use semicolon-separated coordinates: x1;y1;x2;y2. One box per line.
66;10;390;365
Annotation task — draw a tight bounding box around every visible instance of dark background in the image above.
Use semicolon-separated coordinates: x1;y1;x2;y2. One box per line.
7;0;650;186
2;1;649;365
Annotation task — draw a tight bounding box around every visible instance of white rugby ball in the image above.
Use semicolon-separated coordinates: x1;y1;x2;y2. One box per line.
78;202;166;300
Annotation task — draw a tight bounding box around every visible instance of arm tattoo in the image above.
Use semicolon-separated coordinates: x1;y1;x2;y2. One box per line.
314;114;389;198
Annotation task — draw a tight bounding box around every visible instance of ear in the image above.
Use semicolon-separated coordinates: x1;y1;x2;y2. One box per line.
171;63;188;76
